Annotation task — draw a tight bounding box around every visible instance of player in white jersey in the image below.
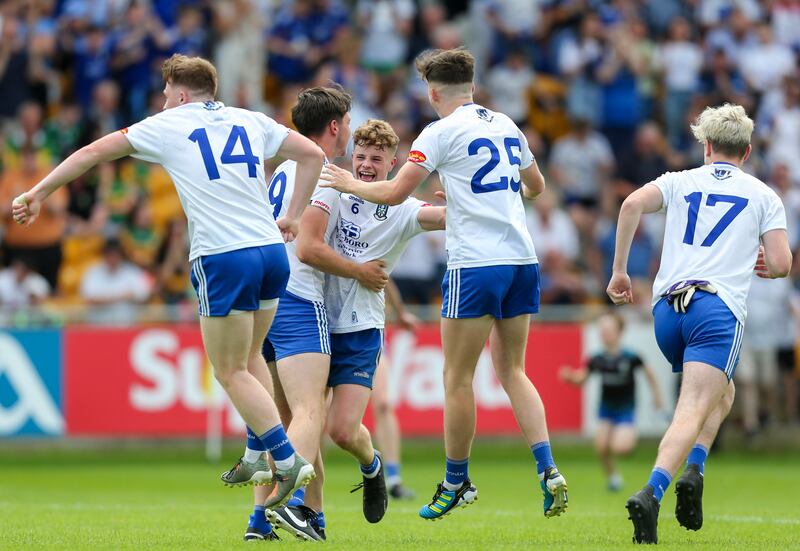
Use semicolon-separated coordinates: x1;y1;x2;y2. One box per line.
218;87;388;542
11;55;323;513
267;119;446;537
607;104;792;544
321;48;569;521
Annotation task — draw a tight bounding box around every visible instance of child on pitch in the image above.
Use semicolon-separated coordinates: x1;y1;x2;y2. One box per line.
560;312;664;491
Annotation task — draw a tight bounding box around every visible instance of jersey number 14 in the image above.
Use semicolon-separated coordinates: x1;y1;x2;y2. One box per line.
188;126;259;180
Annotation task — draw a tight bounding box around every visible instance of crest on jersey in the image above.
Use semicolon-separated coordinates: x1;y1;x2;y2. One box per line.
476;108;494;123
712;167;732;180
408;150;427;163
203;101;222;111
374;204;389;221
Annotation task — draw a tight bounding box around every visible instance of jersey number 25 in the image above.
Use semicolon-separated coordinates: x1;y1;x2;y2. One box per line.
468;137;523;194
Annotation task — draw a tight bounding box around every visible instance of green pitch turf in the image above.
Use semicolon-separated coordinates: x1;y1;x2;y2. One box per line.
1;440;798;550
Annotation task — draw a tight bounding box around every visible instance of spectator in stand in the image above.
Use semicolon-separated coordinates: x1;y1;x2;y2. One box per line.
558;12;605;126
356;0;415;74
738;275;792;441
485;0;543;66
614;122;671;204
4;102;49;163
212;0;264;108
486;48;534;126
0;147;65;288
758;76;800;184
595;20;646;157
0;257;51;309
43;102;83;162
704;7;756;63
539;249;587;305
69;24;113;113
771;0;800;50
83;80;124;144
658;17;704;150
525;189;579;264
697;0;761;27
315;31;380;111
698;47;752;113
164;4;207;57
154;218;190;304
80;239;152;324
549;117;614;232
109;2;169;123
594;218;656;307
0;9;31;120
768;163;800;249
739;23;796;97
268;0;317;86
120;199;163;270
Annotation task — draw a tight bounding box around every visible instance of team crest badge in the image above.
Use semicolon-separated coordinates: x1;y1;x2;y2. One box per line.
712;167;732;180
477;108;494;122
374;204;389;221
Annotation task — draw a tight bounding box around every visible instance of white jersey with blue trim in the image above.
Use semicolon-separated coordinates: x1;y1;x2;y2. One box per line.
651;162;787;323
408;103;537;269
267;159;340;303
325;194;427;333
124;101;289;261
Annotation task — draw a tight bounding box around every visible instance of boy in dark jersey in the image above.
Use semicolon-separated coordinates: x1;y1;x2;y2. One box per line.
561;313;664;491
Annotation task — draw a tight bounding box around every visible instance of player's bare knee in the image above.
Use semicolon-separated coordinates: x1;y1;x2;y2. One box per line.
329;424;357;449
373;398;391;418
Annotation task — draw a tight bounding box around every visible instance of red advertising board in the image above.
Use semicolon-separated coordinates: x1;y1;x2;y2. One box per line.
64;323;583;437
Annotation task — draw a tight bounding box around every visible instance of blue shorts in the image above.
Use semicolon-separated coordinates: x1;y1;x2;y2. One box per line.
268;291;331;362
262;337;276;363
653;291;743;381
190;244;289;317
328;329;383;389
441;263;540;319
598;403;635;425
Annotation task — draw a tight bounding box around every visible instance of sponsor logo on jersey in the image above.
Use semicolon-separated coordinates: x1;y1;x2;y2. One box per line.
712;167;732;180
310;199;332;214
374;204;389;221
340;219;362;239
351;311;358;324
476;108;494;122
349;195;365;205
408;150;427;163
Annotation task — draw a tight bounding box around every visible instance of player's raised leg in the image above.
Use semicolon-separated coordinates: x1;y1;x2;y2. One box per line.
490;314;568;517
674;381;735;531
418;315;490;520
627;361;728;544
328;382;387;523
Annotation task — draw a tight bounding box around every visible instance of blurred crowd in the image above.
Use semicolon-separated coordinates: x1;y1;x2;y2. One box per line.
0;0;799;319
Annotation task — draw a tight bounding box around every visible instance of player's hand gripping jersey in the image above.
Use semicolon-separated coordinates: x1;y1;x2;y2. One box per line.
125;101;289;260
267;159;339;302
651;162;787;322
325;194;428;333
407;103;537;269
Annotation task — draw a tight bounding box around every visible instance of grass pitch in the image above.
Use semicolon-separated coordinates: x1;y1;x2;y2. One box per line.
1;439;798;550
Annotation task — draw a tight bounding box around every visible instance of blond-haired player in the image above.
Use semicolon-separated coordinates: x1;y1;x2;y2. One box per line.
11;55;322;515
607;104;792;544
320;48;569;521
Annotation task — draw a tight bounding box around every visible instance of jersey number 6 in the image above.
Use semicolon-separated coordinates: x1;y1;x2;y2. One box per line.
189;126;260;181
468;137;523;194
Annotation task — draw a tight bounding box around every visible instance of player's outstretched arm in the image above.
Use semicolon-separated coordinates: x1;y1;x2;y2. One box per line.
607;184;663;305
757;230;792;279
558;365;589;386
520;159;546;200
417;206;446;231
295;206;389;292
12;131;134;225
275;131;325;241
320;162;428;206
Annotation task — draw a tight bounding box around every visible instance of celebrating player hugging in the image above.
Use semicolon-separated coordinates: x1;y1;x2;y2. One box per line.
607;103;792;544
321;47;569;521
12;53;324;511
